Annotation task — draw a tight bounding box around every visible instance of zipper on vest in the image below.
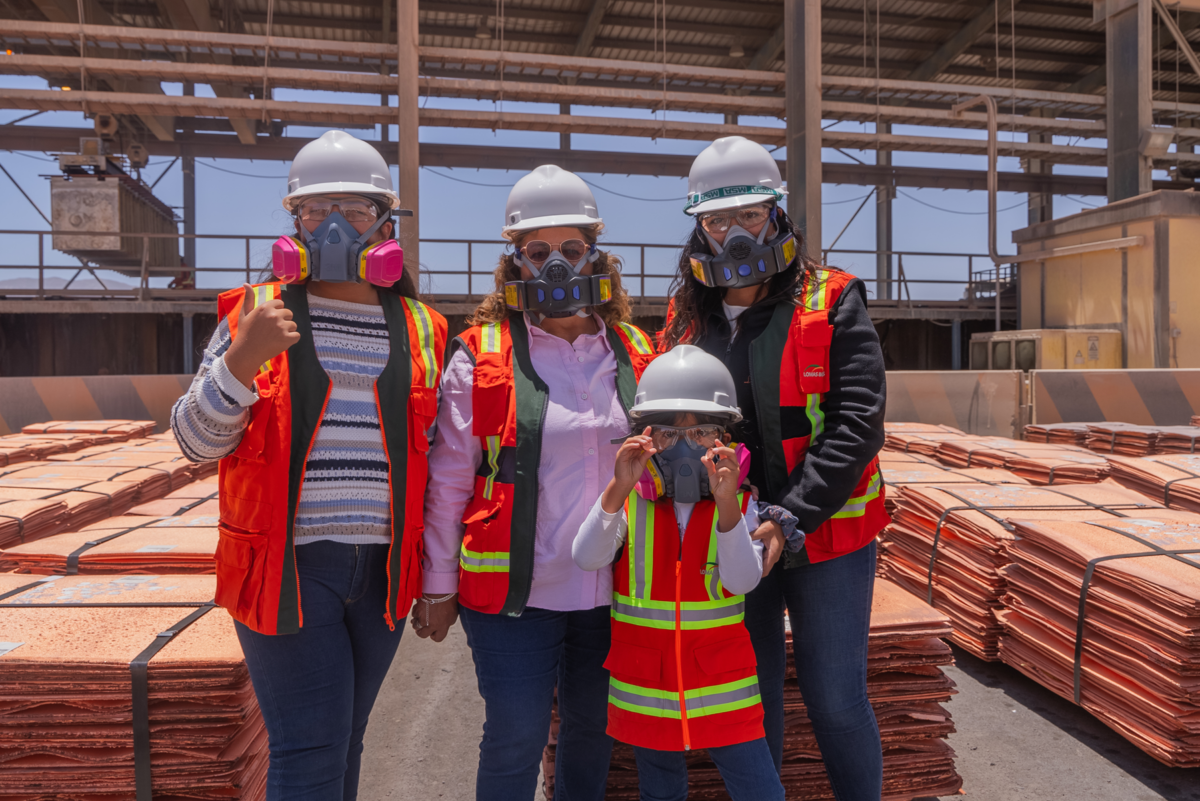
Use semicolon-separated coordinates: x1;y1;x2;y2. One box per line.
374;384;397;632
675;559;691;750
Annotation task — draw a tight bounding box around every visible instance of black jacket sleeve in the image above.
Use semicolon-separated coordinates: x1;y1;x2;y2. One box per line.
777;279;886;532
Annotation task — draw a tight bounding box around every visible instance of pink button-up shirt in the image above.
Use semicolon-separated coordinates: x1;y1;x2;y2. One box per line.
421;314;630;611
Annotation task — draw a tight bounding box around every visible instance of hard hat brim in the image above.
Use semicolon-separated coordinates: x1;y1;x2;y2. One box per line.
686;192;785;216
502;213;603;238
283;182;400;211
628;398;743;423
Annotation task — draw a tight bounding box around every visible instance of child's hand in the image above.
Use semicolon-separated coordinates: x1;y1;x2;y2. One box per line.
601;428;656;514
702;445;741;503
614;427;657;488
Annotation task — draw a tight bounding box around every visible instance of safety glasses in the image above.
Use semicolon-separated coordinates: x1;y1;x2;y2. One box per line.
696;204;772;234
296;196;380;224
521;239;590;266
648;424;725;451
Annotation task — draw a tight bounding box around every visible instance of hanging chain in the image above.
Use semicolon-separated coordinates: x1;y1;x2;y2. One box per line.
76;0;88;115
261;0;275;123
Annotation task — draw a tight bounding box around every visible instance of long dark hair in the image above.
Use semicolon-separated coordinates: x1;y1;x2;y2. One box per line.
659;205;820;349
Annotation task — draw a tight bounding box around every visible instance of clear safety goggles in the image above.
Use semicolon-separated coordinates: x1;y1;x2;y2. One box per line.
296;196;380;224
696;203;772;234
648;424;725;451
520;239;590;266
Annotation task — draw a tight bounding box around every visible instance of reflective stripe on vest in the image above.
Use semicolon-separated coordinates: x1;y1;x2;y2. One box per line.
609;675;762;720
250;284;279;373
617;321;655;355
627;493;656;601
831;468;883;519
802;270;831;440
612;594;745;630
405;298;442;388
476;322;505;502
460;543;510;573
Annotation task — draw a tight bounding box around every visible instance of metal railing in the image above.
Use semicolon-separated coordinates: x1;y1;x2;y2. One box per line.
0;230;1015;311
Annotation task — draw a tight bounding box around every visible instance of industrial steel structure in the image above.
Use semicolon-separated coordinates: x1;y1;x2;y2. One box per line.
3;0;1200;370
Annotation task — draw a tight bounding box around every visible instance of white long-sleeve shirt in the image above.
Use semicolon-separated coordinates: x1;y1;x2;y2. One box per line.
572;495;765;596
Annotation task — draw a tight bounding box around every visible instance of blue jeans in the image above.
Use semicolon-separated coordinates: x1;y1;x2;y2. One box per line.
459;605;613;801
234;540;404;801
744;540;882;801
633;739;784;801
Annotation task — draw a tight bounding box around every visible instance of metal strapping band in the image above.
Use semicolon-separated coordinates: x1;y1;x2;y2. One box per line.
66;518;163;575
130;603;216;801
0;513;24;537
1154;460;1200;506
172;491;219;516
0;576;60;601
1071;523;1200;705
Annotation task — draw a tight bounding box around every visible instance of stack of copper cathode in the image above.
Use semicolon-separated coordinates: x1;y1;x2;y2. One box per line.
0;573;267;799
0;513;218;575
541;581;963;800
999;516;1200;767
1106;454;1200;513
932;438;1111;485
877;482;1177;660
1023;423;1091;447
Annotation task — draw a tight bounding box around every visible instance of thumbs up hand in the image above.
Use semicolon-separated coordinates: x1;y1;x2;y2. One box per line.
224;284;301;390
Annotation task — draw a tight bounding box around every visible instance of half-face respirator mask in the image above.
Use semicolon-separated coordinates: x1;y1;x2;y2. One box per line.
688;205;798;290
632;429;751;504
271;196;411;286
505;238;612;319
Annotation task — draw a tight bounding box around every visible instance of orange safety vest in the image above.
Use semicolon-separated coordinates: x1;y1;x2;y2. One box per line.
454;315;655;616
215;283;446;635
605;492;764;751
660;267;888;565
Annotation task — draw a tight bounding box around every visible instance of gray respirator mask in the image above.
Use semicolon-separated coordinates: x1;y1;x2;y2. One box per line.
506;247;612;319
687;208;798;290
652;439;710;505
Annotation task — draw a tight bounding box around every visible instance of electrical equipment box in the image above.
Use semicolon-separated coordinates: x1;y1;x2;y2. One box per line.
49;138;178;276
969;329;1122;370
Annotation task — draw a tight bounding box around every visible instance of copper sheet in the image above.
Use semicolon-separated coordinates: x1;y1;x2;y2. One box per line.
543;578;962;800
20;421;156;440
1107;453;1200;513
0;573;265;798
1024;422;1092;446
128;478;219;518
877;481;1172;660
933;439;1110;485
998;516;1200;767
1;515;219;575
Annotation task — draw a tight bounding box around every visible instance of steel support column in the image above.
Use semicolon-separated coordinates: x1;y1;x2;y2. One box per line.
1105;0;1154;201
182;312;195;374
560;103;571;150
876;122;893;300
951;319;962;370
396;0;420;275
1026;116;1054;225
182;79;196;274
785;0;822;256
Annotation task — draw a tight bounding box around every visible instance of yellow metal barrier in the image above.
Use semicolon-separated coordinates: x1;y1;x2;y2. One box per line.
885;371;1025;438
1031;369;1200;425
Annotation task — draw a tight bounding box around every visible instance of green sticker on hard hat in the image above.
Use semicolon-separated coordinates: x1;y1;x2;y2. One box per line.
686;184;782;211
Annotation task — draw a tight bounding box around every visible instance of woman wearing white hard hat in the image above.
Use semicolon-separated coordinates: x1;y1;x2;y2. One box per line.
417;165;655;801
659;136;888;799
171;129;447;801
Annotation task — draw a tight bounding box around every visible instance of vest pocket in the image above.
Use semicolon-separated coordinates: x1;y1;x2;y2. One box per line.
214;526;267;627
693;632;757;677
408;386;438;453
604;638;662;684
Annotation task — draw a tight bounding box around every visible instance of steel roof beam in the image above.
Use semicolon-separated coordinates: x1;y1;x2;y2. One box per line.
574;0;610;58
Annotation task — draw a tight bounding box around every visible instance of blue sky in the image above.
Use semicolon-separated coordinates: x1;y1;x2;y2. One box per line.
0;73;1116;301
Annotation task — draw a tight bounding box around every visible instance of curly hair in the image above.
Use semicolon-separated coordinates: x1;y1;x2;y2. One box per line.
468;229;633;327
659;205;820;349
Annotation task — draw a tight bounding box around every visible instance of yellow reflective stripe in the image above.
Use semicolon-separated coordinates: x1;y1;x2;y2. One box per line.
805;269;829;311
482;435;501;500
481;322;501;354
251;285;276;373
627;493;655;601
805;393;825;441
460;543;510;573
608;675;760;719
404;298;440;389
832;469;883;519
617;322;654;355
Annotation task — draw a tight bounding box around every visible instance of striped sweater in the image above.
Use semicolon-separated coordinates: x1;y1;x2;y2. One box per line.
171;291;394;545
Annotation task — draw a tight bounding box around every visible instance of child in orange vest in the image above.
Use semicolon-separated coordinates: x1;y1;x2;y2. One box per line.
573;345;786;801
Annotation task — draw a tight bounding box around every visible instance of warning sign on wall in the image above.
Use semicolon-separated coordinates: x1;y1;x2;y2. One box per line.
1088;336;1100;361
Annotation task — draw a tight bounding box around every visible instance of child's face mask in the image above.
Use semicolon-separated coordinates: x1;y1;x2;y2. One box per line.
635;442;751;503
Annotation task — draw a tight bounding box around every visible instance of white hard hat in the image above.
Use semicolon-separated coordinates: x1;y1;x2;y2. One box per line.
502;165;602;238
282;130;398;211
684;136;786;216
629;345;742;423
